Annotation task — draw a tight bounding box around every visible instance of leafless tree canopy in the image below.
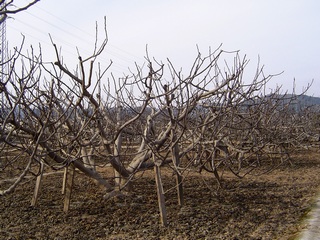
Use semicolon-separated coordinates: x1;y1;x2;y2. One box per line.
0;0;39;15
0;17;318;224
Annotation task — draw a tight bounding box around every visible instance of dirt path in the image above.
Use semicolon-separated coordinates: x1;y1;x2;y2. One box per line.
297;192;320;240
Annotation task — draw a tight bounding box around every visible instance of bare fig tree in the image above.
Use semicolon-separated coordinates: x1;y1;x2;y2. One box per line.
1;16;317;225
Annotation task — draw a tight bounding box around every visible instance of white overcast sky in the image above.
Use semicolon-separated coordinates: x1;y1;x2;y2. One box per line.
7;0;320;97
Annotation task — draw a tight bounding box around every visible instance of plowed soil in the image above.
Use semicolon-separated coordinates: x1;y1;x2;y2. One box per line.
1;149;320;239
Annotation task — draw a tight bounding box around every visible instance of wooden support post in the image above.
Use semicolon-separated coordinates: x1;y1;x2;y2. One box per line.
153;157;168;227
173;154;183;205
114;95;123;193
165;85;184;206
171;136;184;206
31;161;44;207
63;163;75;212
175;172;183;206
62;167;67;194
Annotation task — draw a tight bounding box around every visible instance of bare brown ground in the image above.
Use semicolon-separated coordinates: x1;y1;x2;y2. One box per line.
1;149;320;240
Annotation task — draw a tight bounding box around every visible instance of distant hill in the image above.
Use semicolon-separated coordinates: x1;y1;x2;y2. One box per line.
281;94;320;108
295;94;320;106
268;94;320;112
240;94;320;112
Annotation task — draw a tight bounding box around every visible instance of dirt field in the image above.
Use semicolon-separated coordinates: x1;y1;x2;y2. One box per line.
1;149;320;240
